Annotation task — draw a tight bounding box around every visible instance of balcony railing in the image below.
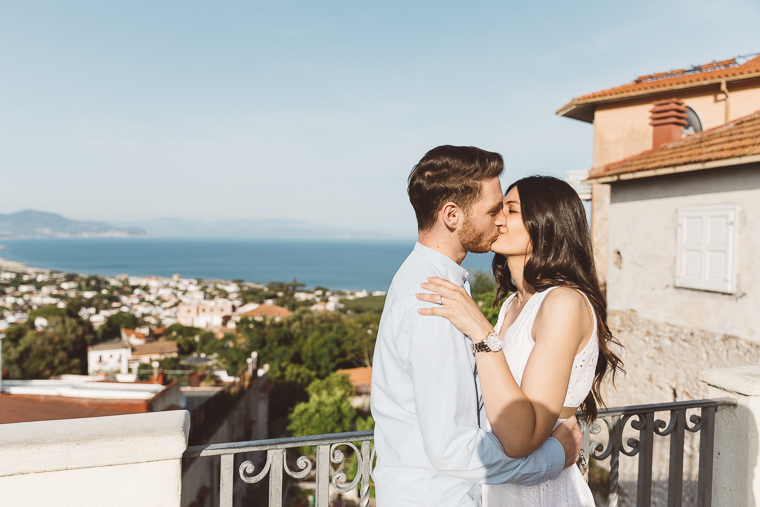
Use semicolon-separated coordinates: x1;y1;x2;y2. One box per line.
580;398;735;507
184;430;376;507
183;398;736;507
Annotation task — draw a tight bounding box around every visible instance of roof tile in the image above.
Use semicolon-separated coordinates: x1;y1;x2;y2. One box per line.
587;110;760;180
240;305;292;318
560;54;760;111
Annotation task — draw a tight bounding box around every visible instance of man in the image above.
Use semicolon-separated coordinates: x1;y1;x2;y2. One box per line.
371;145;582;506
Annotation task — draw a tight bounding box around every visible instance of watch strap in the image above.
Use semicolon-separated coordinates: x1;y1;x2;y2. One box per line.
471;340;491;353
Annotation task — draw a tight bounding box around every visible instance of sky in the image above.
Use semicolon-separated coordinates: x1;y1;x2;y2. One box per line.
1;0;759;238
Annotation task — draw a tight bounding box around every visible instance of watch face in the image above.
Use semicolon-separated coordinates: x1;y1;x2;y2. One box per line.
486;333;502;352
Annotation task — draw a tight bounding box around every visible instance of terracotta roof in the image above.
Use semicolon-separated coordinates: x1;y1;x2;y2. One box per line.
338;367;372;394
131;340;179;356
0;394;146;425
558;54;760;123
240;305;292;318
587;110;760;182
122;328;146;341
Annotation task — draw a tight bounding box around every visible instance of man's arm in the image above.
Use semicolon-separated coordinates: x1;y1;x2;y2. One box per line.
407;305;565;486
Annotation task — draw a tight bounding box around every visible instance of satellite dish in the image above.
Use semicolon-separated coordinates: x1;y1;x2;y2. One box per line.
683;106;703;136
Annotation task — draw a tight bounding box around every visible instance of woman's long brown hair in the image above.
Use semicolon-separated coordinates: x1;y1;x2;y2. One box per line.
492;175;624;422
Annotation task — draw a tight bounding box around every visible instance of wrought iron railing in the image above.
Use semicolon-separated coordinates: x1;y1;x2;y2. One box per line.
184;430;375;507
580;398;735;507
183;398;735;507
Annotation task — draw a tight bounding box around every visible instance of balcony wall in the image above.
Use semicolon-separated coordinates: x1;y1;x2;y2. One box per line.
3;365;760;506
0;410;189;507
702;365;760;507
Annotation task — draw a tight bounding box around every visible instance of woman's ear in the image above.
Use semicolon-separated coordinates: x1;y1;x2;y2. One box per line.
440;202;460;230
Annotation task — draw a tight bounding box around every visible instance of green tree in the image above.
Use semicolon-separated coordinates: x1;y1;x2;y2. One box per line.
165;324;206;355
3;306;96;379
98;311;139;341
471;270;496;296
470;270;501;326
287;373;359;438
300;325;347;378
343;313;380;367
339;295;386;315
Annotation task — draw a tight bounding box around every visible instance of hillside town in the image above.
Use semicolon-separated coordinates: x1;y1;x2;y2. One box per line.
0;258;382;336
0;255;390;506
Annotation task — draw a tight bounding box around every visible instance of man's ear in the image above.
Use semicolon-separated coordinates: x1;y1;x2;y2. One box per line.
440;201;461;230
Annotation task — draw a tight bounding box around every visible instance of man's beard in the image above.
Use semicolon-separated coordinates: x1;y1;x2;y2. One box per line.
458;215;498;254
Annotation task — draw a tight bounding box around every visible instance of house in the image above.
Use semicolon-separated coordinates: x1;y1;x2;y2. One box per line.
88;340;131;375
556;52;760;503
337;366;371;411
131;340;179;364
121;327;147;345
177;300;234;329
88;335;178;375
557;53;760;342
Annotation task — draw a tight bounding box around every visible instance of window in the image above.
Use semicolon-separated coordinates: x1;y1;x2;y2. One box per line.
675;205;737;293
683;106;703;136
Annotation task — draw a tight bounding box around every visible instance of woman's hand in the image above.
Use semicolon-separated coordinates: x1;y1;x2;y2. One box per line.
416;277;495;342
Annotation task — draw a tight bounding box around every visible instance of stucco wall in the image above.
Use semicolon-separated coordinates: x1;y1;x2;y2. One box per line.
0;411;189;507
591;78;760;168
605;163;760;343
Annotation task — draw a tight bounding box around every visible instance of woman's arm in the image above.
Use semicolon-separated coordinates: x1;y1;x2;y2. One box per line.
417;278;590;457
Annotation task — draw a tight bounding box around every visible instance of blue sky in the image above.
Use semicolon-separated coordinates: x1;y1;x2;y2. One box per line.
1;0;758;237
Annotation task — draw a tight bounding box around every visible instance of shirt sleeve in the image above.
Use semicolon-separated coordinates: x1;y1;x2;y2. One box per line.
406;304;565;486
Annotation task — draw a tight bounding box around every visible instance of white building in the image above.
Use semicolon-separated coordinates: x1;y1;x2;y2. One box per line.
88;340;131;375
585;111;760;343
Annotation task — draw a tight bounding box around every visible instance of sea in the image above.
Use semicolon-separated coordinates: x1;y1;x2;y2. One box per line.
0;238;496;292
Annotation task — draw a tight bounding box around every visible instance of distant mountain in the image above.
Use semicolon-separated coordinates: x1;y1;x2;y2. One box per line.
0;211;147;239
111;217;402;240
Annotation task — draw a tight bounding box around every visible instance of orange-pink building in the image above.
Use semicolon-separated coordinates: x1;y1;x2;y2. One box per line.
177;300;234;329
557;52;760;343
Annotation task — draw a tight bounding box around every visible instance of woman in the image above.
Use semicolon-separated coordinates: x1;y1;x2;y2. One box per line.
417;175;623;506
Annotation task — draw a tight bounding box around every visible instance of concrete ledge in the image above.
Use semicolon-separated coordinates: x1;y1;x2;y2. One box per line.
700;366;760;396
0;410;190;477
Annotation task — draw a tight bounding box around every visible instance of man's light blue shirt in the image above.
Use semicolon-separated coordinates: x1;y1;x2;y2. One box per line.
371;243;564;506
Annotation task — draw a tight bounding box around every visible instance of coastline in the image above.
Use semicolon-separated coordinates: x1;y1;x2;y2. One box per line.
0;238;494;291
0;256;27;270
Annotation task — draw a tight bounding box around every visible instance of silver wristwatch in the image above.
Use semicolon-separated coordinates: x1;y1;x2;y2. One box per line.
471;331;503;353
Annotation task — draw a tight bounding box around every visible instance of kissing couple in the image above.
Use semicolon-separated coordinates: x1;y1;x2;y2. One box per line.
371;145;623;506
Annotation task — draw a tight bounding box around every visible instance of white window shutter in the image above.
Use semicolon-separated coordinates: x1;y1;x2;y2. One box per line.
675;205;737;294
676;214;704;288
703;210;736;293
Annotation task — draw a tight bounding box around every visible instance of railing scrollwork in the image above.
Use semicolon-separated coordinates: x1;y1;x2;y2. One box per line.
579;398;735;507
185;399;735;507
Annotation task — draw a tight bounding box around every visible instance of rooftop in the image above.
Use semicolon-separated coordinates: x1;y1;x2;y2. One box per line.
587;109;760;182
122;328;146;341
338;366;372;394
0;378;174;424
0;379;166;399
558;53;760;123
90;339;130;351
0;394;148;424
239;304;292;318
132;339;179;356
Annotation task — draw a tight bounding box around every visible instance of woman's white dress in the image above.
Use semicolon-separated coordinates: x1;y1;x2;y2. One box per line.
482;287;598;507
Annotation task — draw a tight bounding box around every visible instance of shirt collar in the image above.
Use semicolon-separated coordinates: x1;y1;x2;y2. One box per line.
413;242;470;284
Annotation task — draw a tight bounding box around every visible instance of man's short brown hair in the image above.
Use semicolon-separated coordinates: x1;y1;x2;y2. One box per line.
407;145;504;231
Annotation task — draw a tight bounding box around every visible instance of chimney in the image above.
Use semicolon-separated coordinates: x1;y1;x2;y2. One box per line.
650;98;688;149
